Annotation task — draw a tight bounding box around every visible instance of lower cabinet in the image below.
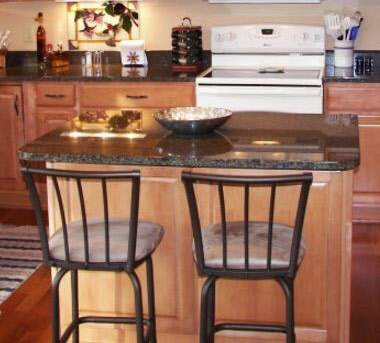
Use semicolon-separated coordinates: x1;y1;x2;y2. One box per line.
0;85;30;207
48;164;352;342
324;82;380;222
0;81;195;208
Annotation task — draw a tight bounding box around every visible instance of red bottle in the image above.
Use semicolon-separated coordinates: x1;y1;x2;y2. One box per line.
36;12;46;63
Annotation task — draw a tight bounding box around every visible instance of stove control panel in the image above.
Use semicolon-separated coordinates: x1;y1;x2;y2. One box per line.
211;24;325;54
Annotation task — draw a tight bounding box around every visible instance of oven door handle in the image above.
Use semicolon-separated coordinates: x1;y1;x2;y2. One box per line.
197;86;322;96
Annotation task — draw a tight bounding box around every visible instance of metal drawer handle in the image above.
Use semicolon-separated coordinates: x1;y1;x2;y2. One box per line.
44;94;66;99
126;95;148;99
14;94;19;116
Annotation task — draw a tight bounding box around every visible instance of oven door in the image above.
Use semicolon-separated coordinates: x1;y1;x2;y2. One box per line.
196;85;323;114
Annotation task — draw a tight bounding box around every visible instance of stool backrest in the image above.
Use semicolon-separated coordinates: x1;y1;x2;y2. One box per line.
182;172;313;278
21;167;140;272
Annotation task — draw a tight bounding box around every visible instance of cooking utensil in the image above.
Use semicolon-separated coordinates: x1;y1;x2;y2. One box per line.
0;30;10;49
324;13;342;39
153;107;232;135
341;16;352;41
350;26;359;40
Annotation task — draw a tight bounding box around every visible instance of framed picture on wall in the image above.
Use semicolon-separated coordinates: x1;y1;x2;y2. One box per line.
67;1;140;50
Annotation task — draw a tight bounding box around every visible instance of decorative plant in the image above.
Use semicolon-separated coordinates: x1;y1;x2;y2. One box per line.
74;1;139;47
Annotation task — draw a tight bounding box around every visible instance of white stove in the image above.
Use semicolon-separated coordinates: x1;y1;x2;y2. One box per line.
196;24;325;114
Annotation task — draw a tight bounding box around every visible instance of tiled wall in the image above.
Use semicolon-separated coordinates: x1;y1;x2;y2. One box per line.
0;0;377;51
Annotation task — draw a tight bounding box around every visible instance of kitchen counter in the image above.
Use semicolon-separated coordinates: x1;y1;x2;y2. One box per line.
0;51;207;82
19;111;359;171
0;63;199;82
324;50;380;82
22;110;357;343
1;50;380;83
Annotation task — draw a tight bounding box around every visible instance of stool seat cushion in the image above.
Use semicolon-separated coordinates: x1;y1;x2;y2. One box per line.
49;217;164;263
196;221;305;269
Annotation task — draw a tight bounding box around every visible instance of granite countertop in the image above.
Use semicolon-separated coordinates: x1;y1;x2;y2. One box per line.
324;50;380;82
0;64;199;82
0;51;207;82
19;111;360;171
1;50;380;83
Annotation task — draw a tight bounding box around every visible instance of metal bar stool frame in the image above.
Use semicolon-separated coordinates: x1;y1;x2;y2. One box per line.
21;167;159;343
182;171;313;343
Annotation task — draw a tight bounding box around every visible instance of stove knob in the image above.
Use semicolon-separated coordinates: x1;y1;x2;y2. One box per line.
314;34;322;42
227;31;237;41
215;33;224;43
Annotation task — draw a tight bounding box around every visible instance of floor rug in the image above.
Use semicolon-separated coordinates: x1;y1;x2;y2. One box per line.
0;224;42;304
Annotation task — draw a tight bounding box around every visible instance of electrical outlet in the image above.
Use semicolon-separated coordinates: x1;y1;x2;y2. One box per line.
23;25;34;43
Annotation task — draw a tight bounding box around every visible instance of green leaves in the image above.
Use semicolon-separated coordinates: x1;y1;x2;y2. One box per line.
104;3;115;16
114;3;126;15
121;15;132;33
74;10;85;22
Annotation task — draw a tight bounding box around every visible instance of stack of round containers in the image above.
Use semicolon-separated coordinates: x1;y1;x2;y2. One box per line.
171;17;202;72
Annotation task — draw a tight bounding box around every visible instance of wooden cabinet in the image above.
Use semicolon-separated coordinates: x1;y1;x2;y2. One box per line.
23;82;78;142
324;82;380;221
0;85;29;207
5;80;194;209
48;164;352;342
79;82;194;109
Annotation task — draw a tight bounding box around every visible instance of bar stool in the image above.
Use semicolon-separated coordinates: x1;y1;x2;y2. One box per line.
21;167;164;343
182;171;313;343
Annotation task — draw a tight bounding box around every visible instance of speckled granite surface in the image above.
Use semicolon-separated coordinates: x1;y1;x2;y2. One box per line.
324;50;380;82
19;111;360;171
1;50;380;83
0;51;209;82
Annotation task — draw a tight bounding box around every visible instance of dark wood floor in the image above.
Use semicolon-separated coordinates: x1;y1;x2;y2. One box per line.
0;208;379;342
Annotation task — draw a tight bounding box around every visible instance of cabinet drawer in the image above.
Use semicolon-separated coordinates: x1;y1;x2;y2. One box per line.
324;83;380;115
79;82;195;108
36;84;75;107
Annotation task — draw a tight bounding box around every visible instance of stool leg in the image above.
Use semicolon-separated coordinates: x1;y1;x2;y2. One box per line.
129;272;145;343
278;277;295;343
206;278;216;343
146;256;157;343
71;270;79;343
200;276;216;343
52;268;69;343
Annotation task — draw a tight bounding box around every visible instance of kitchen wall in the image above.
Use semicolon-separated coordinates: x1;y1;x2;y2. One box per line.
0;0;378;52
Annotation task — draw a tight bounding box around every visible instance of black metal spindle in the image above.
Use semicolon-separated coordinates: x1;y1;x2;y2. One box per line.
218;183;228;270
244;184;249;270
22;171;50;264
127;176;140;272
101;178;110;265
267;184;276;271
76;178;90;266
53;176;71;263
183;178;205;272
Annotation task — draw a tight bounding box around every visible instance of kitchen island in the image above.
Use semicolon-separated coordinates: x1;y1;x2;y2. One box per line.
19;111;359;343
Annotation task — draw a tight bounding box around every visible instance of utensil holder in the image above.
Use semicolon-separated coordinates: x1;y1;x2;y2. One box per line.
334;40;354;68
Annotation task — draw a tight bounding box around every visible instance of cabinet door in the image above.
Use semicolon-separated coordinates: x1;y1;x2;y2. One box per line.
352;116;380;220
36;110;77;138
324;82;380;221
0;86;24;191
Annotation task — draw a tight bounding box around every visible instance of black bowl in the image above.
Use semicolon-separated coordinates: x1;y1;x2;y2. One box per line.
153;107;232;135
